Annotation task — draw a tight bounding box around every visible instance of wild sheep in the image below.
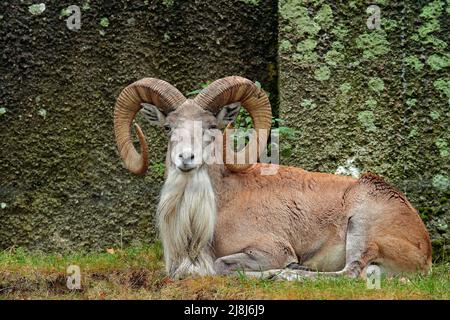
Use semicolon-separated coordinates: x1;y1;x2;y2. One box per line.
114;76;432;280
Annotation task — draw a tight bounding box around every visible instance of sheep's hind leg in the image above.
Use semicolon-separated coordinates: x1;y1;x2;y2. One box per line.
243;266;353;281
244;217;380;281
243;253;377;281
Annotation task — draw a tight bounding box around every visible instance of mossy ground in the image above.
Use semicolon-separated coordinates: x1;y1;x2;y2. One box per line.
0;245;448;300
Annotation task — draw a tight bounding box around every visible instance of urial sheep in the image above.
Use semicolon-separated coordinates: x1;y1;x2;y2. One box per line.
114;76;431;280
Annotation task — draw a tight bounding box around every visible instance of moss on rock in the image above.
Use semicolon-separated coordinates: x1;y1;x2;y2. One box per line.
404;55;425;71
355;31;391;60
280;0;449;261
368;77;385;93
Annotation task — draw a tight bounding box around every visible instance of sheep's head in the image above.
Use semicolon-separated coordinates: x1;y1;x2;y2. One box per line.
114;76;272;175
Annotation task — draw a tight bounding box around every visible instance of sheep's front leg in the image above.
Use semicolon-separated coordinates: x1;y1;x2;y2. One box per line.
214;253;258;275
214;247;297;275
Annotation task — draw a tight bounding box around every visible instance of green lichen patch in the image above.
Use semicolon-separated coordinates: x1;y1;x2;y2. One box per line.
411;6;447;49
331;24;349;40
427;53;450;71
404;55;425;71
28;4;46;15
406;98;418;107
435;138;449;157
100;17;109;28
382;18;399;32
292;51;319;66
348;1;359;9
296;38;317;52
82;2;91;11
279;0;302;19
422;36;448;50
332;41;344;51
324;49;345;67
430;110;441;120
432;174;450;191
339;83;352;94
60;8;71;18
279;0;320;37
419;1;445;19
0;107;6;116
313;4;333;29
37;109;47;119
408;126;419;138
162;0;175;7
356;31;390;60
314;65;330;81
151;162;166;178
357;111;377;132
368;77;385;93
434;77;450;98
300;99;316;109
412;1;446;51
419;19;441;39
365;98;378;109
280;39;293;52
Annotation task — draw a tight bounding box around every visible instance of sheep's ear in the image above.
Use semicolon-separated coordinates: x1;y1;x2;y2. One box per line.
216;103;241;128
140;103;166;126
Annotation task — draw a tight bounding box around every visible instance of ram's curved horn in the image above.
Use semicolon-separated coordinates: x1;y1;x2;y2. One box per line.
114;78;186;175
194;76;272;172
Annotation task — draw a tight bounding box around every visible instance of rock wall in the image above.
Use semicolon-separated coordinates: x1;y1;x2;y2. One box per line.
0;0;277;250
278;0;449;259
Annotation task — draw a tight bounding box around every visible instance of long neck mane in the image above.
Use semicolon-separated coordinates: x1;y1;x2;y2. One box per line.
157;165;223;278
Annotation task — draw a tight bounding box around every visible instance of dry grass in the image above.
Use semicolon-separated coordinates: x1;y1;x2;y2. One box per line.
0;244;448;300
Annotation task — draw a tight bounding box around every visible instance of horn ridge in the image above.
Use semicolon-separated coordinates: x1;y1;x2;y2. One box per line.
114;78;186;175
195;76;272;172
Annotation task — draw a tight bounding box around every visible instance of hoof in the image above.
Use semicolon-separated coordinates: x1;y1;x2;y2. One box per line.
285;262;312;271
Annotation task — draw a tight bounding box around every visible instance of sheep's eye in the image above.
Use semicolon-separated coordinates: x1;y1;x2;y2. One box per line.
209;125;217;130
163;125;171;133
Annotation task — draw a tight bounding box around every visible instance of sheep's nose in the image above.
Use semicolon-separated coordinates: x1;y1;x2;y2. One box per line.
179;152;195;163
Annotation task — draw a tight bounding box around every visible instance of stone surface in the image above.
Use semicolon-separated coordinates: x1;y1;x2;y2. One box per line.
0;0;277;250
278;0;449;259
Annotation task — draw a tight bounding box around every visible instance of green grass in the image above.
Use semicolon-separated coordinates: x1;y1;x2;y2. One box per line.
0;245;448;300
0;244;164;272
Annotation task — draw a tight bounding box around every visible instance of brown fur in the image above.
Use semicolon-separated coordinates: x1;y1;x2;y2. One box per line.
139;98;431;278
212;164;432;275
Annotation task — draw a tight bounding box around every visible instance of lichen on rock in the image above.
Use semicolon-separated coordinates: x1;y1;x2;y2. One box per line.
28;3;46;15
0;0;278;251
357;110;377;132
279;0;449;259
356;31;390;60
